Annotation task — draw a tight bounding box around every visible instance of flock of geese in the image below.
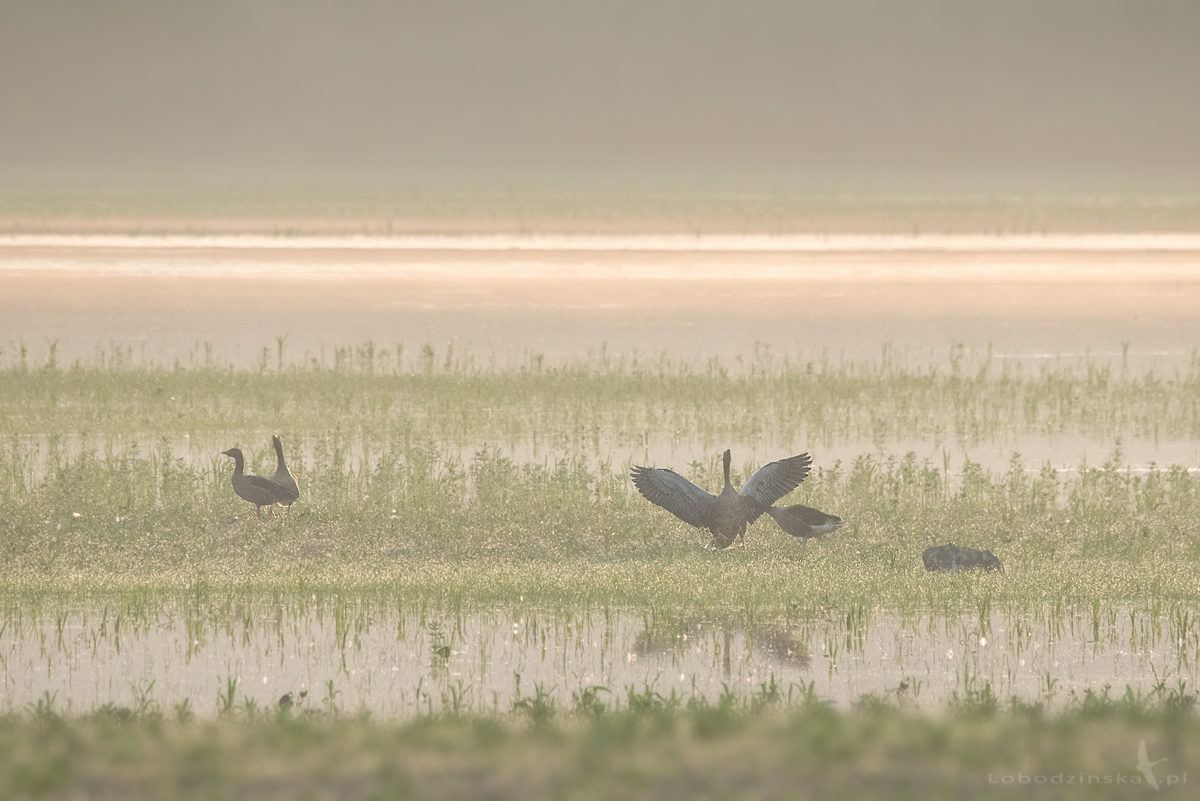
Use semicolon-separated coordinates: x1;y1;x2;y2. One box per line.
223;439;843;548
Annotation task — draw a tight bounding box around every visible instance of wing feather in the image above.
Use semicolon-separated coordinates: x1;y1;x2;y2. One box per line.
778;504;841;527
740;453;812;522
247;475;292;502
768;503;845;536
631;466;716;529
268;473;300;502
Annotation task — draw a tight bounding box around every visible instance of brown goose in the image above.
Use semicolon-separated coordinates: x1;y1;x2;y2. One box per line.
222;447;292;519
268;435;300;512
759;503;846;539
631;449;812;548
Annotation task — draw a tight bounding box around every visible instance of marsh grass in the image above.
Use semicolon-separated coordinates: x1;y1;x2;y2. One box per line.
4;342;1200;448
3;438;1199;604
2;347;1198;608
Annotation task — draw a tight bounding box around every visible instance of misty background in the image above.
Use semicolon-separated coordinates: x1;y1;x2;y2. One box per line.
2;0;1198;196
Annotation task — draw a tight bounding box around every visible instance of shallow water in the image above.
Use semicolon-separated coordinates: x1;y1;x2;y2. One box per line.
9;429;1200;490
2;600;1196;717
2;233;1199;372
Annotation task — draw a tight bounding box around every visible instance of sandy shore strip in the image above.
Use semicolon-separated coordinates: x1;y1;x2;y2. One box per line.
1;232;1199;281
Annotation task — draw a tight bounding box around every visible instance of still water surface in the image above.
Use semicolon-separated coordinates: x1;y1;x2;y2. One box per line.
3;601;1195;717
2;233;1199;371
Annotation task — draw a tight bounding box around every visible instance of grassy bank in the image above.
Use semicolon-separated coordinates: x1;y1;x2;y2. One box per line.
4;686;1198;800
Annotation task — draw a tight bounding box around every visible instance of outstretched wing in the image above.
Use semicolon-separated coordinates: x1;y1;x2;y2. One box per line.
779;503;841;527
631;466;716;529
740;452;812;523
768;503;845;538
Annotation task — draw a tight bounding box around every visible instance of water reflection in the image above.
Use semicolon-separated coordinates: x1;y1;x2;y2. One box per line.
2;600;1195;717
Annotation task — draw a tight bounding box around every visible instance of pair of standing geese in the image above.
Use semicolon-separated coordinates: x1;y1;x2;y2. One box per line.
223;439;843;548
221;437;299;518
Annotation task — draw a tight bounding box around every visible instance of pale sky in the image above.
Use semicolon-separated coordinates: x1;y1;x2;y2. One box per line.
2;0;1198;189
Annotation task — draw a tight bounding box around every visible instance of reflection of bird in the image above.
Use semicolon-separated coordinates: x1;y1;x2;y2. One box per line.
269;435;300;513
630;618;810;668
278;690;308;709
759;503;846;539
222;447;292;519
632;449;812;548
1137;741;1167;790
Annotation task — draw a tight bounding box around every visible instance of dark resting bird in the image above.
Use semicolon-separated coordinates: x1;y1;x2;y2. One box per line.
222;447;292;519
268;435;300;513
631;449;813;548
757;503;846;540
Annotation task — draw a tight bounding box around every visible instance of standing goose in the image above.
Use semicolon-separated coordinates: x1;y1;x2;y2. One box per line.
268;435;300;513
222;447;292;519
631;449;812;548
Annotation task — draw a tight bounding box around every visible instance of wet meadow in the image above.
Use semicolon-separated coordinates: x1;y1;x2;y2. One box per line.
2;338;1200;797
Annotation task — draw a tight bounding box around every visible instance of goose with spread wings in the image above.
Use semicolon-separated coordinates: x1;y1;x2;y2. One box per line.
631;449;813;548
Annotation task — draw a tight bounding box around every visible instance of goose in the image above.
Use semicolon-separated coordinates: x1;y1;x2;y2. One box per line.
222;447;292;519
757;503;846;539
631;449;812;548
268;435;300;512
